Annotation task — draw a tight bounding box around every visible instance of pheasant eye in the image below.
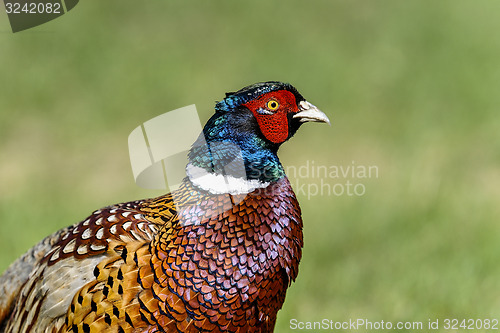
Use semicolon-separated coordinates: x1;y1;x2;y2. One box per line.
267;100;279;111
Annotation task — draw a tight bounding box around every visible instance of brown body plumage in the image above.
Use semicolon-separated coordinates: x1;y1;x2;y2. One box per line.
0;177;301;332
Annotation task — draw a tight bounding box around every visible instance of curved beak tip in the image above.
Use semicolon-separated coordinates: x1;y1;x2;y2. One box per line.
294;101;331;125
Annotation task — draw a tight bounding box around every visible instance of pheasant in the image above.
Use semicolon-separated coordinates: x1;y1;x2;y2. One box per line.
0;81;330;333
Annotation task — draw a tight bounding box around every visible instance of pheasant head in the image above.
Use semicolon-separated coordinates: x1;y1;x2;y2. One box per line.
188;81;330;192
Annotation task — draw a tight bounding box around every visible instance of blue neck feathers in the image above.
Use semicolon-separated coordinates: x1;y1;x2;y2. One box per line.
188;111;285;184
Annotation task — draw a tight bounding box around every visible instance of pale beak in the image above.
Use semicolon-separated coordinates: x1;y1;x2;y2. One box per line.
293;101;331;125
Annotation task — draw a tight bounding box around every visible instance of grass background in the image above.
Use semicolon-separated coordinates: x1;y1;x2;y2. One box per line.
1;1;500;331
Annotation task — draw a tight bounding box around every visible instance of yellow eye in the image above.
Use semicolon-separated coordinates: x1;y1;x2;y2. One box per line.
267;100;279;111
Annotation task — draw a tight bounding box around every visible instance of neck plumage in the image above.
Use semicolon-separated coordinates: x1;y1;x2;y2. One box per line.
186;113;286;195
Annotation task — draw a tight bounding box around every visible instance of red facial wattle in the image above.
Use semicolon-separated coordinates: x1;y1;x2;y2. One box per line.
243;90;299;144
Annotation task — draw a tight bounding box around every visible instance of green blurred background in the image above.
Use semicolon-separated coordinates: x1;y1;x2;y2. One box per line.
1;1;500;331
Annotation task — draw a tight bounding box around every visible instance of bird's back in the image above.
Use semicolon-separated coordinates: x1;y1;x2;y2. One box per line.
0;225;72;329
